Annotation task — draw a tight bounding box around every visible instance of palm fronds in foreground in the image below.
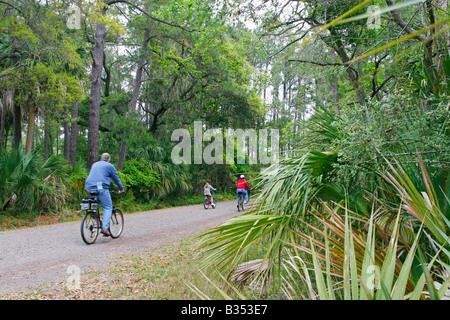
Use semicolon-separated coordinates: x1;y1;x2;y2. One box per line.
196;155;450;300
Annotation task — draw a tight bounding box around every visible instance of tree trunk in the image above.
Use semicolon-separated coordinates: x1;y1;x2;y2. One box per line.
130;29;151;113
423;0;439;95
44;116;50;160
117;28;151;171
87;8;107;169
103;51;111;98
25;102;35;154
64;104;70;160
0;91;6;148
431;0;449;80
117;140;127;170
332;78;340;114
323;27;366;106
332;79;339;105
386;0;439;99
69;100;79;167
12;90;21;149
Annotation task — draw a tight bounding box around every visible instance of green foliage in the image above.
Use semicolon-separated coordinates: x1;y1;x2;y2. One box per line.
120;160;160;202
196;0;450;296
1;0;450;301
0;148;71;215
70;160;89;204
333;97;449;187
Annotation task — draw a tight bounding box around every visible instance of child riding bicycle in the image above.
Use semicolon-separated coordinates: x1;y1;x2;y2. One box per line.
236;174;250;208
204;179;216;205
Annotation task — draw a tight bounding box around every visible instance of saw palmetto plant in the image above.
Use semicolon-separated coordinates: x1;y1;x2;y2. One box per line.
196;153;449;299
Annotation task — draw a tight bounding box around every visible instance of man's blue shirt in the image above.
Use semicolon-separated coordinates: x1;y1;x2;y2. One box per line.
85;160;124;192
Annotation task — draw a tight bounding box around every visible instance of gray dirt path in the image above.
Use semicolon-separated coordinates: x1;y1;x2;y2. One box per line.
0;200;244;294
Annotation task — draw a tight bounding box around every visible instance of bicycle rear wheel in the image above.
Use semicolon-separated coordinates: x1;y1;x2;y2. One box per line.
109;208;124;239
239;195;245;211
81;212;99;245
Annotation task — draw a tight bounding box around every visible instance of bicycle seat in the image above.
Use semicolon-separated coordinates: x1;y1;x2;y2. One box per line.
88;190;99;195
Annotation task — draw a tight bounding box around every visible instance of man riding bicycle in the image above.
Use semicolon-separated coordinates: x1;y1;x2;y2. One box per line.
85;153;124;236
236;174;250;208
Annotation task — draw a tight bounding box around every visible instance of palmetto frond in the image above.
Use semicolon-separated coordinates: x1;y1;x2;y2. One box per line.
0;148;71;213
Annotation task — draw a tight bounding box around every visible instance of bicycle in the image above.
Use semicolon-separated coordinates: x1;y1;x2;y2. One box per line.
237;192;245;212
80;191;124;245
203;193;216;209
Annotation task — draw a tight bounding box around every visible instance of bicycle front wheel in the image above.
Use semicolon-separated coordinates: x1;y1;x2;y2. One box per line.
81;212;99;245
203;198;210;209
109;208;124;239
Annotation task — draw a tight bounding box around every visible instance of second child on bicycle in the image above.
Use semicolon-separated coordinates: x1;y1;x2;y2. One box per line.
236;174;250;208
85;153;124;236
204;179;216;205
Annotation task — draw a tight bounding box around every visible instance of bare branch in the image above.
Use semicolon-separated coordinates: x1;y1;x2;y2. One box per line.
287;59;343;67
105;0;196;32
0;52;20;62
385;0;426;41
0;0;26;16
